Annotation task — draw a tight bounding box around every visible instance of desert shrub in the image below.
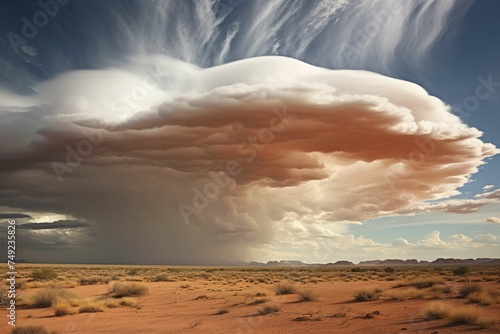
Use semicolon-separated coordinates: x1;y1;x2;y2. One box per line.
126;268;140;275
468;290;498;305
452;266;469;276
412;278;443;289
11;325;57;334
429;285;453;299
423;301;448;320
29;288;75;308
384;267;395;273
448;305;486;325
78;276;111;285
297;289;317;302
109;282;148;297
119;297;139;308
354;287;382;302
215;309;229;315
423;302;497;327
31;268;57;280
258;302;281;315
6;280;27;290
52;300;72;317
151;273;175;282
103;299;120;308
393;278;443;290
78;299;104;313
275;283;296;295
458;281;482;298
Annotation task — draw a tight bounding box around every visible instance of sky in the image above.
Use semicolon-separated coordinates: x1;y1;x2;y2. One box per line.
0;0;499;264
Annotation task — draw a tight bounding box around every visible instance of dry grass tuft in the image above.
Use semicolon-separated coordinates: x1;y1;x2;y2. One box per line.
78;299;104;313
109;282;148;297
31;268;58;281
458;281;482;298
423;301;448;320
258;302;281;315
468;290;499;305
151;273;176;282
354;287;382;302
78;275;111;285
447;305;497;327
29;288;75;308
297;289;318;302
11;325;58;334
103;298;121;308
275;283;296;295
423;301;498;327
119;297;139;308
52;299;73;317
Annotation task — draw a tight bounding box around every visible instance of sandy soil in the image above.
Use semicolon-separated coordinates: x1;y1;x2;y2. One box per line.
2;277;499;334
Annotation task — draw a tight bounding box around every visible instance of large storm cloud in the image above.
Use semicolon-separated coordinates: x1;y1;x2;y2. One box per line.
0;56;497;263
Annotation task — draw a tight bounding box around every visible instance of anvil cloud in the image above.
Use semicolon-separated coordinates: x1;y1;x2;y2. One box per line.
0;56;497;263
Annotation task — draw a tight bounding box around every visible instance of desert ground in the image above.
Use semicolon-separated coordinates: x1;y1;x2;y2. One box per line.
1;265;499;333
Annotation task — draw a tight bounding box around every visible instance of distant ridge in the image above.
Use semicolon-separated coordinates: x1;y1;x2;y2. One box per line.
237;258;500;267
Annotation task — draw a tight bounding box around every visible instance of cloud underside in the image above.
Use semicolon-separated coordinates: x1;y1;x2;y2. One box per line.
0;56;498;263
486;216;500;224
17;220;90;230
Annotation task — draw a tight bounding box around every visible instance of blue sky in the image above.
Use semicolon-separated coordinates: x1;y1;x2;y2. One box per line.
0;0;499;264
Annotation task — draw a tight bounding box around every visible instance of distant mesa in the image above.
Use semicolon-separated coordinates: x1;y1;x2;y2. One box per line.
328;260;355;266
242;258;500;267
266;260;308;267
